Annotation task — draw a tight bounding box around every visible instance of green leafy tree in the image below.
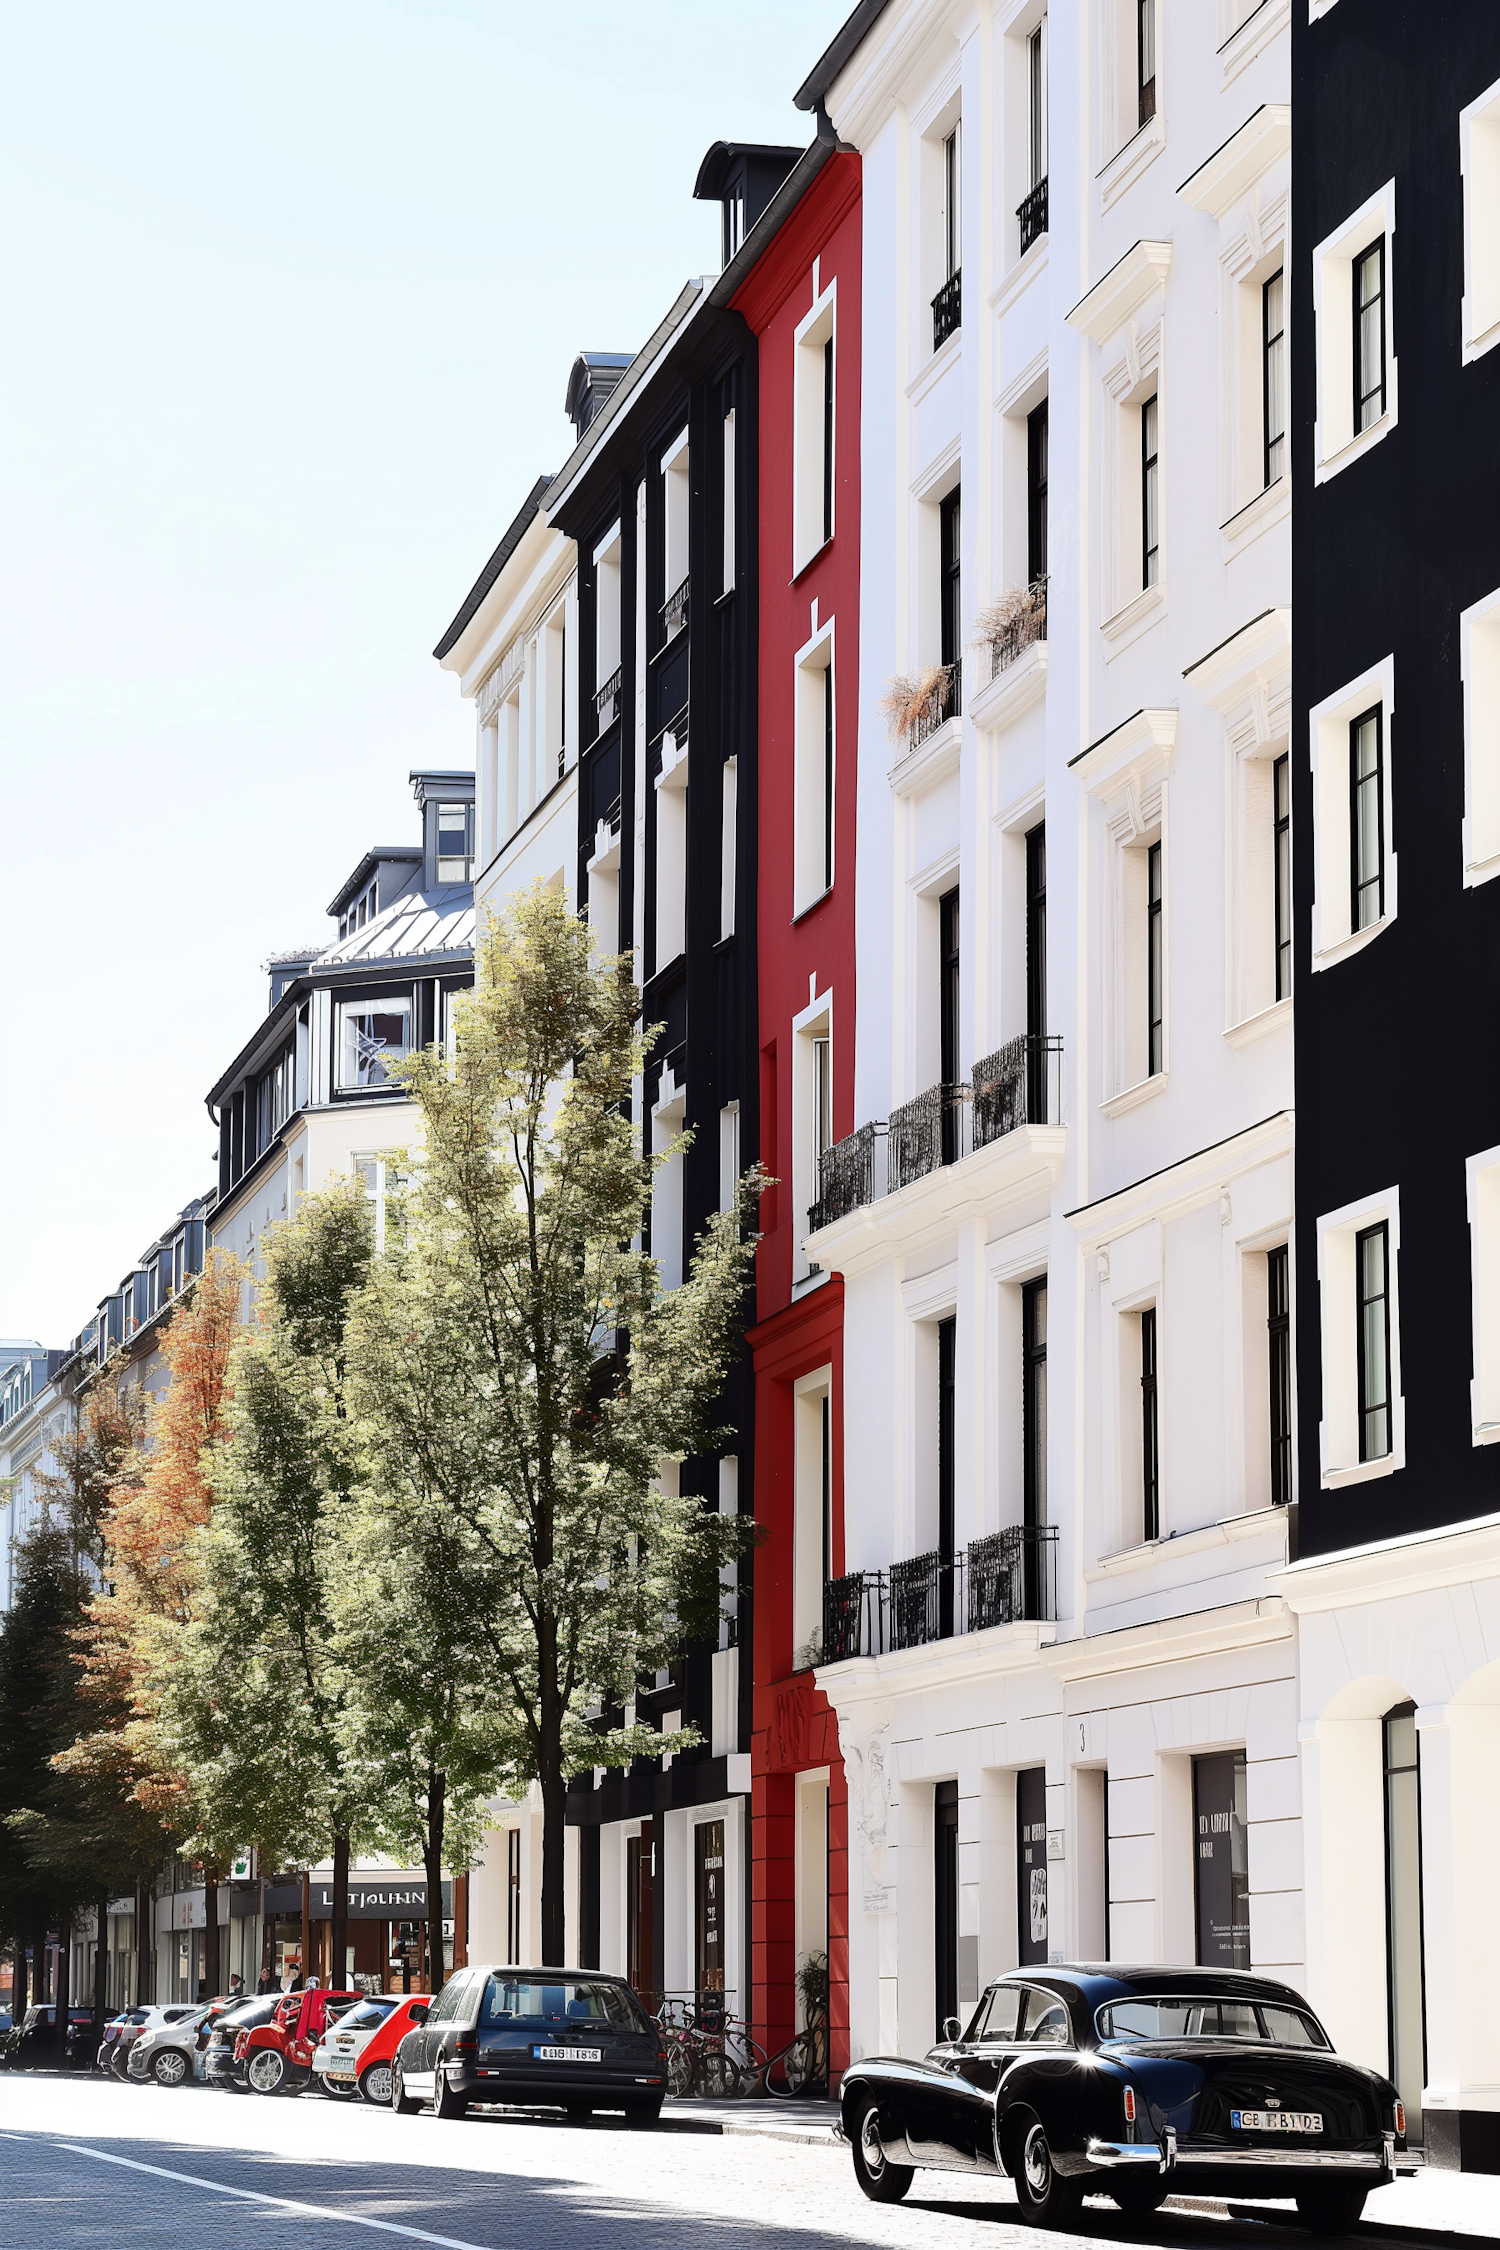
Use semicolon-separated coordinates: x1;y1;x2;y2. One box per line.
153;1184;377;1984
346;884;760;1965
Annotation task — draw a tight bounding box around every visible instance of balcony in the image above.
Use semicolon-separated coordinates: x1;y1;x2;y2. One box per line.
595;665;621;732
932;267;962;350
1017;176;1048;255
809;1036;1063;1229
977;578;1047;683
821;1525;1058;1663
662;578;689;643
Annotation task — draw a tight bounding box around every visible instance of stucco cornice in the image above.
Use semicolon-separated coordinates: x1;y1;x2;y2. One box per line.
806;1124;1065;1279
1067;240;1173;345
1277;1509;1500;1614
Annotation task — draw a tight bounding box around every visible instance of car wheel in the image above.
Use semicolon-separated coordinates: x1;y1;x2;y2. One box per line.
1110;2177;1167;2219
359;2062;394;2107
1295;2188;1368;2236
623;2096;662;2125
390;2061;421;2116
246;2048;287;2096
320;2073;357;2099
1011;2115;1084;2228
850;2098;914;2204
151;2049;190;2088
431;2066;468;2120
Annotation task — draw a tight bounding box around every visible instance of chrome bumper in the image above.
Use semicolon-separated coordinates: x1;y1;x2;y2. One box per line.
1086;2138;1173;2171
1086;2127;1392;2180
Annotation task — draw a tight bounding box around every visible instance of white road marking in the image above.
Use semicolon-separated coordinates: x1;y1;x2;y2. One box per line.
53;2142;495;2250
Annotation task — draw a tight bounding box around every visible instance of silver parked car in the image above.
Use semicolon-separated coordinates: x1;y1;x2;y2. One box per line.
127;2002;217;2087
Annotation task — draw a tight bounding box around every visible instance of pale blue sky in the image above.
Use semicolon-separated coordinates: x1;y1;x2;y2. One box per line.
0;0;850;1342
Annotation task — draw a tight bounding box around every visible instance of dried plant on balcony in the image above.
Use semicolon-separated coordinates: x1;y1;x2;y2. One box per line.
880;665;951;744
971;579;1048;676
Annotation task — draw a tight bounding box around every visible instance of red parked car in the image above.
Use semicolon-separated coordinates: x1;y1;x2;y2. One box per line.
237;1988;361;2096
317;1994;430;2106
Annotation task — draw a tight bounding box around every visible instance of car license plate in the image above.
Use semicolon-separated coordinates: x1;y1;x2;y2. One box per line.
1231;2110;1323;2133
534;2045;602;2063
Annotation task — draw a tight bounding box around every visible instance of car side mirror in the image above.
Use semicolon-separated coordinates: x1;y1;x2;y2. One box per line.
944;2016;963;2044
410;2003;430;2024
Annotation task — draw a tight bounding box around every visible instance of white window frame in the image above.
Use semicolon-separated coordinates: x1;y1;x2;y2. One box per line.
721;410;737;593
661;427;690;604
1100;319;1166;642
718;1101;741;1214
1097;0;1166;202
792;621;836;916
593;521;623;704
792;1365;833;1663
792;280;836;575
1074;710;1176;1112
1316;1186;1404;1487
1185;611;1292;1044
650;1063;687;1293
1466;1145;1500;1445
1460;76;1500;364
336;994;414;1093
1308;655;1397;969
653;720;689;969
1311;180;1398;483
1461;585;1500;887
719;752;738;939
353;1151;402;1255
791;987;834;1288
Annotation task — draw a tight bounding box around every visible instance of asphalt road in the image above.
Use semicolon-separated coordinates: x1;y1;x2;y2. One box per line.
1;2076;1493;2250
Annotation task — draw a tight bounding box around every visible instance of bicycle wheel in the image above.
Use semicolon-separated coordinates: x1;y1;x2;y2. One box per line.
730;2037;768;2098
664;2036;697;2098
699;2046;737;2099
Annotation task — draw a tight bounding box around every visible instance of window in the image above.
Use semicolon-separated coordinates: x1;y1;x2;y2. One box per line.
939;885;961;1159
1028;21;1047;191
933;125;962;348
436;801;474;883
695;1818;726;1997
793;635;834;914
661;430;690;624
1354;240;1386;433
1140;395;1159;588
355;1153;402;1255
1027;401;1048;586
1146;840;1163;1076
1140;1306;1160;1540
594;523;623;730
505;1830;521;1965
719;754;738;940
1098;1995;1327;2045
939;487;962;670
1315;1188;1403;1483
1137;0;1156;129
1273;752;1291;1000
1268;1245;1291;1506
721;408;736;594
1356;1221;1392;1463
1312;184;1397;478
812;1034;832;1224
1193;1750;1249;1970
718;1101;740;1213
1460;75;1500;363
935;1780;960;2034
793;1368;833;1660
1309;658;1396;965
1461;587;1500;883
1466;1143;1500;1443
653;722;688;968
937;1313;956;1635
1263;269;1285;487
1017;1767;1048;1967
1382;1704;1426;2134
1350;706;1384;931
793;286;836;570
337;997;412;1091
1023;1279;1048;1546
1026;822;1047;1042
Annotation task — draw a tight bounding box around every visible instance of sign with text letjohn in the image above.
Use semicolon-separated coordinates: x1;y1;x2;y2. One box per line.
262;1874;452;1919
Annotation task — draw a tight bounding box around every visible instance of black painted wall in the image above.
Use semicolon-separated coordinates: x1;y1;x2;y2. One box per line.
1294;2;1500;1554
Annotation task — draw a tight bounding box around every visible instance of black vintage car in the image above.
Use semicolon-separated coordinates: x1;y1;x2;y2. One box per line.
390;1967;667;2123
842;1966;1409;2233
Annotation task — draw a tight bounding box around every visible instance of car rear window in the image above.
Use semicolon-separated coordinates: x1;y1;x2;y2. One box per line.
335;1999;397;2030
480;1978;650;2031
1097;1996;1329;2047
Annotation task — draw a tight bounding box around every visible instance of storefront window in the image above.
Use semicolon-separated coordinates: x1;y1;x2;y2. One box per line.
1017;1767;1048;1967
1193;1749;1250;1969
695;1818;726;1999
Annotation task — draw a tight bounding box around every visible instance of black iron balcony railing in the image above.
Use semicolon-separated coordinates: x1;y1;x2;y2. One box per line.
932;266;962;350
1017;176;1048;254
663;578;689;642
820;1525;1059;1665
984;577;1048;682
908;659;963;752
808;1121;878;1232
972;1033;1063;1149
595;665;622;731
889;1081;968;1187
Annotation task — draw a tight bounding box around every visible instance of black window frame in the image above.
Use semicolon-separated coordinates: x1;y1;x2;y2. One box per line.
823;658;835;895
1354;237;1387;435
1023;1276;1047;1538
1028;20;1047;191
1263;266;1285;488
1137;0;1156;130
943;124;960;282
1273;750;1291;1001
1146;838;1163;1077
1356;1219;1392;1464
937;1313;956;1638
1141;1306;1159;1542
1141;394;1160;589
935;1779;960;2035
822;334;835;548
939;884;961;1162
1027;399;1049;586
939;486;962;669
1350;705;1385;932
1268;1244;1291;1507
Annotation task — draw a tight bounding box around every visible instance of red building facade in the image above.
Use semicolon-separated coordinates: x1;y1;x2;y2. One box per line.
732;146;861;2082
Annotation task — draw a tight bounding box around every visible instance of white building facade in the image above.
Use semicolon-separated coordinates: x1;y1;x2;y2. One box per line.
802;0;1299;2072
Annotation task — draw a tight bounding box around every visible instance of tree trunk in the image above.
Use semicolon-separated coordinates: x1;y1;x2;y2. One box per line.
55;1916;71;2060
539;1607;566;1966
329;1832;350;1994
135;1880;152;2004
94;1893;109;2029
424;1766;446;1997
13;1935;28;2023
202;1867;219;1999
300;1868;310;1987
31;1924;50;2007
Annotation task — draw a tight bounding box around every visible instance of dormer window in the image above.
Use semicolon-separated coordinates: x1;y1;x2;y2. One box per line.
337;996;413;1091
436;802;474;882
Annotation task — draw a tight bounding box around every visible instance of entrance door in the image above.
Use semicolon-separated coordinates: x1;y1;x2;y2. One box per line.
934;1780;959;2038
1383;1704;1425;2138
695;1820;726;2001
1017;1767;1048;1966
627;1822;655;2003
1193;1750;1250;1968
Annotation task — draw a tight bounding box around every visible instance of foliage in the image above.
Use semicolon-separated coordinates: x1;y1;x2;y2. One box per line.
880;665;952;743
796;1948;830;2023
344;883;761;1959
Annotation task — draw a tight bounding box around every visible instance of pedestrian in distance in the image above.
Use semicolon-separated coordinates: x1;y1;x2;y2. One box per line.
255;1967;275;1995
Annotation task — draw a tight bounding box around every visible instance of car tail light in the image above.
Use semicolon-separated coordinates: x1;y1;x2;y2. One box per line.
454;2035;477;2056
1122;2086;1137;2126
1394;2100;1406;2138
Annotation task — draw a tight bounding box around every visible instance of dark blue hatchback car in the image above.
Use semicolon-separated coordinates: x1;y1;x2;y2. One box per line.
391;1966;667;2124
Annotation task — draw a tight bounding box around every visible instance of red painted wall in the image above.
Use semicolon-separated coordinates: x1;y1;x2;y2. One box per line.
734;150;861;2083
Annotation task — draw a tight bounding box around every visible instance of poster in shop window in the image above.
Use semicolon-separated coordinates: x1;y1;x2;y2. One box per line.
695;1819;725;1997
1193;1750;1250;1969
1017;1767;1048;1965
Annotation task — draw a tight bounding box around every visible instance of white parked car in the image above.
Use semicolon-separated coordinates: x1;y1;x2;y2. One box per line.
127;2002;216;2087
107;2003;201;2080
311;1995;399;2098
